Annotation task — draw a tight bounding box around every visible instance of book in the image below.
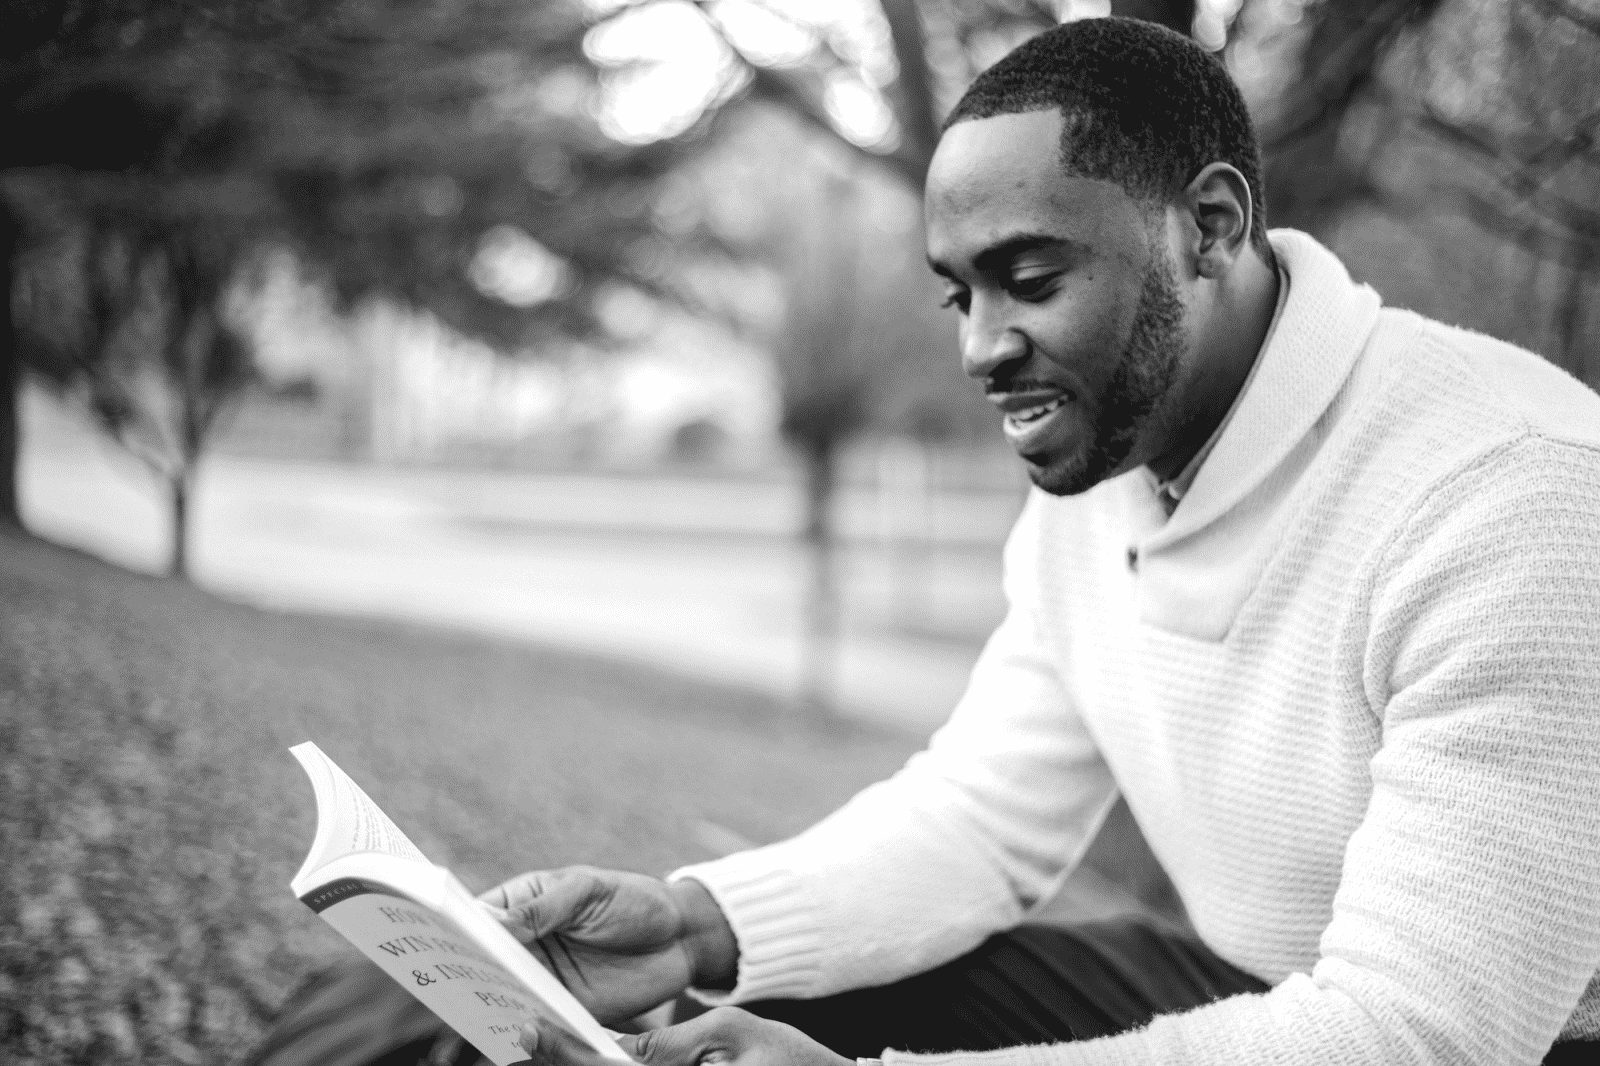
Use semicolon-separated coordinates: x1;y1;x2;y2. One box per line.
289;741;631;1066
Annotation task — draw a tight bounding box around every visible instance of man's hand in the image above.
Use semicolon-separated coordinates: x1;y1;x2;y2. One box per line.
520;1007;855;1066
480;867;738;1024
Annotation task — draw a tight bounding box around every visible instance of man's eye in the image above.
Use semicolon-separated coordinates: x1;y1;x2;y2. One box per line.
1008;273;1058;300
939;287;970;313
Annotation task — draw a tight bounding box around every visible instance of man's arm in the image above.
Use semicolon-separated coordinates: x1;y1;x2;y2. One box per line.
672;492;1120;1003
877;435;1600;1065
485;493;1117;1016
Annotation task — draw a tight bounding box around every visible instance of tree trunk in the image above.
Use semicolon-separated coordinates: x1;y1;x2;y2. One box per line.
878;0;941;182
0;202;19;529
1112;0;1197;35
797;438;841;720
878;437;934;631
169;469;191;579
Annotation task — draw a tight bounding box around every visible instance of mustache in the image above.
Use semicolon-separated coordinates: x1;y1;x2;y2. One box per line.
984;376;1063;396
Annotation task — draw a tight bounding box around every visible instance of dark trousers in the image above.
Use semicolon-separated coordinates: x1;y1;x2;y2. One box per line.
742;919;1598;1065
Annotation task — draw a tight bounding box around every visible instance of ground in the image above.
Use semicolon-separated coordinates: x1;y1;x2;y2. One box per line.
19;385;1017;731
0;531;920;1065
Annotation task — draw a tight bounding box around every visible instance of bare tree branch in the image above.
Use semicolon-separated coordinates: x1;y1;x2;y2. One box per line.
879;0;943;181
739;63;930;187
1259;0;1433;153
1400;105;1600;263
1412;100;1600;202
683;0;935;189
1528;0;1600;37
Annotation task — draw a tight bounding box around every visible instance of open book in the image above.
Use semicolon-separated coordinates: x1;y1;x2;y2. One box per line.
290;742;631;1066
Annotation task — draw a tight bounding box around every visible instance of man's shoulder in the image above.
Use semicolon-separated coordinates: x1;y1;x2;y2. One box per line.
1348;309;1600;543
1373;308;1600;450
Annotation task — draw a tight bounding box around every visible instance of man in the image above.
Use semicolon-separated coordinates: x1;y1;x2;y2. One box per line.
490;18;1600;1066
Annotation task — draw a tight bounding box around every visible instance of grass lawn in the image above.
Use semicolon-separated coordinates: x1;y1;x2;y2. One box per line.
0;531;920;1065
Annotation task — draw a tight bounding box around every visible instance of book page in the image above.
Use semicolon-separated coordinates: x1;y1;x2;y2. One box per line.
288;746;630;1065
290;742;427;889
310;878;546;1066
298;856;630;1064
435;870;633;1061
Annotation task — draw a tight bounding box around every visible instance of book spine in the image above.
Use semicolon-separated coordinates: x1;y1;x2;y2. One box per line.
299;877;409;913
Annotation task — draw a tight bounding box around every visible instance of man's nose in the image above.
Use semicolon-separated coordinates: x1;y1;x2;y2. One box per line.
961;316;1029;381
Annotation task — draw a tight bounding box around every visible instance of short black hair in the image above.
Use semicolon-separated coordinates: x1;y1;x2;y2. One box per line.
945;17;1271;254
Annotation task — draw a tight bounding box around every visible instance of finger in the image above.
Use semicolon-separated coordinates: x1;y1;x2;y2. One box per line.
482;870;599;942
479;870;559;910
520;1013;611;1066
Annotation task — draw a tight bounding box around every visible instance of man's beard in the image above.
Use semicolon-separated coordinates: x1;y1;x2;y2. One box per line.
1030;252;1184;496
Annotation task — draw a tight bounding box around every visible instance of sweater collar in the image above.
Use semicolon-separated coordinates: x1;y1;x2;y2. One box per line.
1143;229;1382;548
1147;257;1291;516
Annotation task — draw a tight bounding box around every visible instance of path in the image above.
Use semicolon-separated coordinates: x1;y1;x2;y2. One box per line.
19;391;1022;732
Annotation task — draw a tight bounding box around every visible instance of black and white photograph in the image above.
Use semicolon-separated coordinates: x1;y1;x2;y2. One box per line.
2;2;1597;1064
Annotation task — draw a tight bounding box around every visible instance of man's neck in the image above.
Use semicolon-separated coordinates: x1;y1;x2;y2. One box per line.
1146;249;1282;485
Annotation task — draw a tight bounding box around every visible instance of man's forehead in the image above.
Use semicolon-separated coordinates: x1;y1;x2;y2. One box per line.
926;109;1065;211
925;111;1143;264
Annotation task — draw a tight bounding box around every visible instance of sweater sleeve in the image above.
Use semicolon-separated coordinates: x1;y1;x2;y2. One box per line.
885;436;1600;1066
670;492;1119;1004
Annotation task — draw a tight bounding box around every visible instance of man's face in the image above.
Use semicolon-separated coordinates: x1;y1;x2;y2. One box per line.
925;109;1187;496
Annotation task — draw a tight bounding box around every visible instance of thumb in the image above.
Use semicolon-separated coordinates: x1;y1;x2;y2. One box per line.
616;1027;702;1066
619;1009;754;1066
519;1015;609;1066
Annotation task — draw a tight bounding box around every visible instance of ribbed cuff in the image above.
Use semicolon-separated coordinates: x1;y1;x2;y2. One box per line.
885;1046;1062;1066
884;1039;1143;1066
669;849;827;1004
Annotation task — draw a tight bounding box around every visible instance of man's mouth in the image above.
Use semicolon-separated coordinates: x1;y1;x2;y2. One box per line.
990;388;1079;453
1006;395;1068;428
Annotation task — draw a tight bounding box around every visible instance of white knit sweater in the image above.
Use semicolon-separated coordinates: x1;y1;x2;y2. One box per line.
674;231;1600;1065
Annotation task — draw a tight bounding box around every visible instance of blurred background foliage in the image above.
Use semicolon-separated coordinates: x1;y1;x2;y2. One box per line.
0;2;1199;570
2;0;1596;692
1237;0;1599;382
4;0;1597;698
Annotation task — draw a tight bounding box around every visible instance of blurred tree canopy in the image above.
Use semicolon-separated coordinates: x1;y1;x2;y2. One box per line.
629;0;1193;714
0;0;710;537
1;0;720;572
14;212;256;576
0;1;1195;532
1232;0;1599;388
9;0;1590;550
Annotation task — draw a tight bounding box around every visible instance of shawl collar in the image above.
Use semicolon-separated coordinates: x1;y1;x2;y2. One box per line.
1143;229;1382;551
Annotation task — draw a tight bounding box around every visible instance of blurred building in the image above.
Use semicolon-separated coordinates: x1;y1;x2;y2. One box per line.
221;255;782;470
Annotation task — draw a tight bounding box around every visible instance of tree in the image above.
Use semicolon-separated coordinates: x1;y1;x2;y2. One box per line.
675;101;988;715
2;1;134;527
14;209;256;576
775;164;870;714
1;1;1206;534
571;1;1193;714
3;1;271;527
770;159;995;716
1231;0;1600;388
681;1;1193;187
3;0;708;559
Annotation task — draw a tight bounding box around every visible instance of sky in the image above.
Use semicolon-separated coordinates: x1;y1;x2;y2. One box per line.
581;1;1241;147
582;0;906;147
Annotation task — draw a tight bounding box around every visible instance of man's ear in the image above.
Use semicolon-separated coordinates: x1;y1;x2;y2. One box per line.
1181;162;1254;279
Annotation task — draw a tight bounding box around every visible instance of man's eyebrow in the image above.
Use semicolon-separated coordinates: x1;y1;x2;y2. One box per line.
927;233;1083;279
973;233;1075;274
